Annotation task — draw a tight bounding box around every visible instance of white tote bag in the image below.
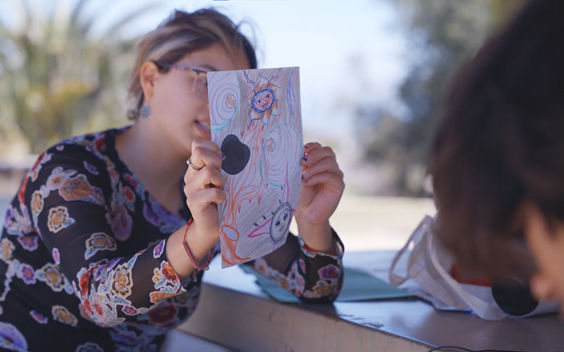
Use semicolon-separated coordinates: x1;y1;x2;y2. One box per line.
388;215;559;320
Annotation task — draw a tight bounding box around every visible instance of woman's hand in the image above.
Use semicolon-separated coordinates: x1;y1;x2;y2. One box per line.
295;142;345;252
183;139;225;249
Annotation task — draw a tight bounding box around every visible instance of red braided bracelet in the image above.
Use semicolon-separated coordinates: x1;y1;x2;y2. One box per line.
183;219;212;271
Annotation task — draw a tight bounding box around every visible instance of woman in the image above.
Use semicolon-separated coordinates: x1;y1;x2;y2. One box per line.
429;0;564;315
0;9;345;351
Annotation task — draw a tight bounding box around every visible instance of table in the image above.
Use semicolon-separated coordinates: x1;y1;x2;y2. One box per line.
178;251;564;352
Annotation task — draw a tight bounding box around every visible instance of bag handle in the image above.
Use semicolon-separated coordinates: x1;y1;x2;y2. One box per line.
389;215;432;285
425;226;506;319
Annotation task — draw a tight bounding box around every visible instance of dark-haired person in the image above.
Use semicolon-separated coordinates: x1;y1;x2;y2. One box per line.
0;9;345;351
430;0;564;315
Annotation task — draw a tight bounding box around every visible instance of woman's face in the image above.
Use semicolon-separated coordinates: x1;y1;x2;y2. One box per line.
148;42;249;157
525;206;564;317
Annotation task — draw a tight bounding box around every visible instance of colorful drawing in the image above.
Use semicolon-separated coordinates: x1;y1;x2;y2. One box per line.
208;67;302;267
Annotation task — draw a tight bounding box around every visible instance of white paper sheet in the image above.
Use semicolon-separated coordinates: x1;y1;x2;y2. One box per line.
208;67;303;267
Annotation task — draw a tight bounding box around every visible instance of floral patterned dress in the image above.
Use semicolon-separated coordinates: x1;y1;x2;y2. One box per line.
0;128;344;352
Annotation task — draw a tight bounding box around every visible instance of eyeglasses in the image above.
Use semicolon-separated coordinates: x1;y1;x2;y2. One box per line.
155;62;208;98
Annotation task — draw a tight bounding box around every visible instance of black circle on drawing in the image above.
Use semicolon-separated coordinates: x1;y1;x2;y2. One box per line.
221;134;251;175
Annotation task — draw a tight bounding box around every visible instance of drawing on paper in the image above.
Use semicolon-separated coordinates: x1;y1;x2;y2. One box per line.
208;67;302;267
220;134;250;175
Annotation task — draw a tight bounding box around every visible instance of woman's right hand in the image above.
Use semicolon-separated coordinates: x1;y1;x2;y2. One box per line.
183;139;225;249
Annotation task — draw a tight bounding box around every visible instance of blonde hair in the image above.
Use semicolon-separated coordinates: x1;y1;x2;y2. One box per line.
127;8;257;120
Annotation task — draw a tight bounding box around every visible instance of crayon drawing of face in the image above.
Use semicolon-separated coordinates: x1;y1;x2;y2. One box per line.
270;202;292;243
252;88;274;113
248;82;279;124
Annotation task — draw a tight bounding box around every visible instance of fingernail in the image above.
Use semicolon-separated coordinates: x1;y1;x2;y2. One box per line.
302;156;308;162
304;145;309;149
301;174;304;180
221;152;225;160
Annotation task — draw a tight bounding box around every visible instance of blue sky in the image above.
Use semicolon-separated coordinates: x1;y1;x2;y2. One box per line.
1;0;409;140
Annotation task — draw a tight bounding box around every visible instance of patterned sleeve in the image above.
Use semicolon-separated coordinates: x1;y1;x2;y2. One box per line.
26;145;193;327
245;229;344;303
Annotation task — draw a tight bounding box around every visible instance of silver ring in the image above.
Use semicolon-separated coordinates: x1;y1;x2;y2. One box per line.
186;158;203;171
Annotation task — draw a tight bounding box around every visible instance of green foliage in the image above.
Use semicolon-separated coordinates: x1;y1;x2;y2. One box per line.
357;0;525;196
0;0;158;153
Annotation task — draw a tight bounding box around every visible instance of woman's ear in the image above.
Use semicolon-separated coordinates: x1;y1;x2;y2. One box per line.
524;203;552;261
530;273;559;301
139;61;161;102
524;203;564;301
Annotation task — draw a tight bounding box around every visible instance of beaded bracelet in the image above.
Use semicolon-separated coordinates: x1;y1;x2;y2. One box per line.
183;219;212;271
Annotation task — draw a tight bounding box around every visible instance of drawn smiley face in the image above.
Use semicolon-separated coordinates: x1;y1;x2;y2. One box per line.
270;202;292;243
252;88;275;113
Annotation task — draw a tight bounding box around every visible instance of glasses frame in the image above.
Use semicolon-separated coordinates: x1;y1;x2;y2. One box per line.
154;62;209;96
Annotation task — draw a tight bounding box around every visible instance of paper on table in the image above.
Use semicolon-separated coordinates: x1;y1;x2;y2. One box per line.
208;67;303;268
240;266;413;303
338;267;413;301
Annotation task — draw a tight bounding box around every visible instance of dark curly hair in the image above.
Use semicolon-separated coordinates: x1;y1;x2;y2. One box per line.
429;0;564;277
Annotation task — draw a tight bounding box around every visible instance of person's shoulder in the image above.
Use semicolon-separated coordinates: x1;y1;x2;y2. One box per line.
49;128;115;158
31;128;123;178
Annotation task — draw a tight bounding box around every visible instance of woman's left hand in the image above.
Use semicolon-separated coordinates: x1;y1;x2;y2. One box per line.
294;142;344;245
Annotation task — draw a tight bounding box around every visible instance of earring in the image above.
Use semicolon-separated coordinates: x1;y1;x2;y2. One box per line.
139;105;151;119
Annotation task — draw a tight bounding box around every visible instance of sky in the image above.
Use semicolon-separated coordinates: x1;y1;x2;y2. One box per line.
125;0;410;140
0;0;409;141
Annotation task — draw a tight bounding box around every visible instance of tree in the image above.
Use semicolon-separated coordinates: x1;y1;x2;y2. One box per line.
0;0;158;153
355;0;525;196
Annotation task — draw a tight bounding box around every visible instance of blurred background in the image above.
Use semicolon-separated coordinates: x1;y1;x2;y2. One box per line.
0;0;524;250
